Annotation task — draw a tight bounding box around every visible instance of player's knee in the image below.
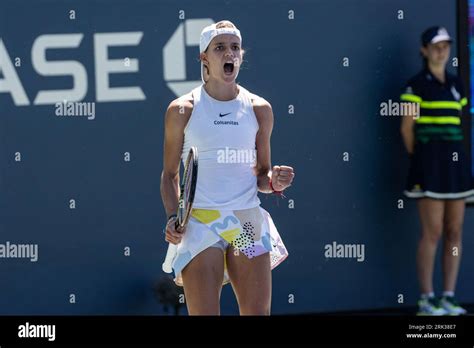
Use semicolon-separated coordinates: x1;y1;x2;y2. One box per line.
444;223;463;243
421;226;443;244
423;233;442;245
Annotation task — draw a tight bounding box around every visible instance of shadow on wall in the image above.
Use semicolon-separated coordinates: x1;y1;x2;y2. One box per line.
153;275;185;315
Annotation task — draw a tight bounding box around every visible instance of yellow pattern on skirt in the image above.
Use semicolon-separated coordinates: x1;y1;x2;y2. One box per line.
171;206;288;286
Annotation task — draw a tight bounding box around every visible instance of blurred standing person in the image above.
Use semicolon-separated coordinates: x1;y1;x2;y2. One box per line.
401;26;472;315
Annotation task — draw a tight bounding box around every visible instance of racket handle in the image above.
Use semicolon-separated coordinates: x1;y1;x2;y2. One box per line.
162;243;178;273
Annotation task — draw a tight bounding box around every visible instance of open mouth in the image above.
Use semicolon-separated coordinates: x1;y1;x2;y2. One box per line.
223;62;234;74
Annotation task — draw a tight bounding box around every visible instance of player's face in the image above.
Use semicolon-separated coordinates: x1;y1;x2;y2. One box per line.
203;34;242;83
422;41;451;67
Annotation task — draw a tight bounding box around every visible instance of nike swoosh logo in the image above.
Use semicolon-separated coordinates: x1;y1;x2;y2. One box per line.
219;112;231;117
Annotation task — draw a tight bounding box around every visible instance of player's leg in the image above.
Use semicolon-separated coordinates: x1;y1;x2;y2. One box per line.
440;199;467;315
442;199;464;292
417;198;444;293
416;198;446;315
181;246;225;315
226;246;271;315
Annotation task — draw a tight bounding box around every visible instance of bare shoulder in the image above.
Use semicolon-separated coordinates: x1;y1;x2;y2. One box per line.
167;91;194;115
249;92;273;127
249;92;271;109
165;91;194;127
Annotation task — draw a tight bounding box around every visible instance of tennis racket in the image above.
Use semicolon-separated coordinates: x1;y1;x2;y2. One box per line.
162;146;198;273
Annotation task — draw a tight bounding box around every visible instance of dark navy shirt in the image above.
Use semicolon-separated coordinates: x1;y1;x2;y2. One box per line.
400;68;468;143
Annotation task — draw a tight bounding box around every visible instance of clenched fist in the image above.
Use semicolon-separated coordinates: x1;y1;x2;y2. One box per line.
270;165;295;192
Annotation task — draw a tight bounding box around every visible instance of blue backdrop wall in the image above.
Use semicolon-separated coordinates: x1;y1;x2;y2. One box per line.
0;0;472;315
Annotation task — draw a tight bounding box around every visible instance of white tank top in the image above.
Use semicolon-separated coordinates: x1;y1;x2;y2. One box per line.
182;84;261;210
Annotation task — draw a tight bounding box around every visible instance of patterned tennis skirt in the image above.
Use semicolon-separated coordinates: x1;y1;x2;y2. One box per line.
170;206;288;287
404;140;474;200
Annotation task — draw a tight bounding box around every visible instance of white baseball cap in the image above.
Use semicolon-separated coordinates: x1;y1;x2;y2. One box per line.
422;26;453;46
199;22;242;83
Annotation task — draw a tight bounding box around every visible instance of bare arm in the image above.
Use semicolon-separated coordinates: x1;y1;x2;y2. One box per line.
400;83;420;155
253;98;294;193
400;113;416;155
160;97;192;243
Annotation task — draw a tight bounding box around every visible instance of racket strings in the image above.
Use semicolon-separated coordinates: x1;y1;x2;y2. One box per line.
180;156;196;226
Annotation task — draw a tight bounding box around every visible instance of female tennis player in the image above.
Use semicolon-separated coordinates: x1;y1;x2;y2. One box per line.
400;26;472;315
160;20;294;315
